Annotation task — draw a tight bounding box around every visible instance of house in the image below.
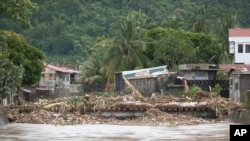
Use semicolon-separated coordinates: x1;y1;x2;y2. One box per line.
39;64;81;93
219;64;250;103
177;64;229;97
178;64;219;81
229;28;250;64
114;65;176;96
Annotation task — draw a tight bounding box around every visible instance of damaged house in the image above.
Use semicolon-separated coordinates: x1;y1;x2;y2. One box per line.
38;64;81;97
115;65;176;96
177;64;229;98
220;64;250;103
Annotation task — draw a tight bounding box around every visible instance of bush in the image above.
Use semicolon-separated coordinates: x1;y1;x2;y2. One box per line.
188;85;202;97
212;83;222;96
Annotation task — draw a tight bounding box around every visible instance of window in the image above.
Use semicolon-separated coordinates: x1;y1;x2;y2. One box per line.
229;41;235;54
42;74;45;79
238;44;243;53
66;75;70;82
235;82;238;89
230;79;233;85
195;71;207;80
246;44;250;53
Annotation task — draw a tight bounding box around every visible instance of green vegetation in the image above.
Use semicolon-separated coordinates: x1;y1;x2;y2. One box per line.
2;31;45;85
1;0;250;85
0;59;23;99
216;70;229;80
188;85;202;97
1;0;246;65
212;84;222;96
0;0;44;100
0;0;37;28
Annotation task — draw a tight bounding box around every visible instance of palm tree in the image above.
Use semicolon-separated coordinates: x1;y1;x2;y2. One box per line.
216;12;238;63
80;44;106;85
167;15;183;29
102;11;151;82
191;5;209;33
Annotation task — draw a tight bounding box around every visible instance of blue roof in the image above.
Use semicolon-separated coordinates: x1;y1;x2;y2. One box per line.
121;65;168;78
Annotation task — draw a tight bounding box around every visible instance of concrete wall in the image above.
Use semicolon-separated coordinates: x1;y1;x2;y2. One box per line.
229;73;241;103
230;73;250;103
231;109;250;124
128;77;156;96
240;74;250;103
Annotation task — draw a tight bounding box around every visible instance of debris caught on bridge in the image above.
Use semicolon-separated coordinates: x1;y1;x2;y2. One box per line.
3;92;241;126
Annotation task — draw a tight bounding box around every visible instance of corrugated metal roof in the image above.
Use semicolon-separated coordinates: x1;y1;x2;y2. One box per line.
45;64;80;74
219;64;250;74
121;65;168;78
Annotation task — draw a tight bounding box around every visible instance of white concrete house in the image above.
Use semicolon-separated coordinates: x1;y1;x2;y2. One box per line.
229;28;250;64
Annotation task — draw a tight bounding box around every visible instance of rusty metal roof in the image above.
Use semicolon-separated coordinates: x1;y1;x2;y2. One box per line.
219;64;250;74
45;64;80;74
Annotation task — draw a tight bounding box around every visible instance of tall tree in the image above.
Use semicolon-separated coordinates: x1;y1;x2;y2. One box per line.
0;59;23;99
191;5;210;33
145;27;222;68
216;12;238;63
147;28;196;68
102;11;152;82
1;30;45;86
80;44;106;85
0;0;39;101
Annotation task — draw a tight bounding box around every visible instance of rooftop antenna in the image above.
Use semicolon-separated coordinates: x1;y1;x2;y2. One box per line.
209;55;215;63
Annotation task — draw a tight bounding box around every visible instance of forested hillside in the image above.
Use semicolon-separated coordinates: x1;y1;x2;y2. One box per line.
1;0;250;67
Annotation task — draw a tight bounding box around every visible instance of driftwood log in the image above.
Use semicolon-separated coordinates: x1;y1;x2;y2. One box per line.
122;76;142;98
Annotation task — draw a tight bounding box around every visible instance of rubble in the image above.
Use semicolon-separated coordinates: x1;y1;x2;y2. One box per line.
3;93;241;126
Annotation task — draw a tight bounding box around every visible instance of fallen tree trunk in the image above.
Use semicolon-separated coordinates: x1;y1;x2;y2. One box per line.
43;102;65;109
122;76;142;98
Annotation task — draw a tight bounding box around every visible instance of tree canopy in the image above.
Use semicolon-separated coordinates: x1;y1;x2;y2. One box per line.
0;0;37;28
1;30;45;85
145;27;221;69
1;0;248;65
0;0;44;100
1;0;250;84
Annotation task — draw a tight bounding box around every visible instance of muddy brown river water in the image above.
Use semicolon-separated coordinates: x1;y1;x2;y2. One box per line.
0;122;230;141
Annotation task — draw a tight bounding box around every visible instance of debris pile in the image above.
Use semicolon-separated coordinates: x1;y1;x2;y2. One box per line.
3;93;241;126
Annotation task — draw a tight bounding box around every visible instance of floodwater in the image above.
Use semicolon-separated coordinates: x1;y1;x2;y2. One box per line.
0;123;230;141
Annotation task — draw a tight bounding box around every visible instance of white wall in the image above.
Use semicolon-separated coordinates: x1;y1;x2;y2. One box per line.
55;73;71;86
229;37;250;64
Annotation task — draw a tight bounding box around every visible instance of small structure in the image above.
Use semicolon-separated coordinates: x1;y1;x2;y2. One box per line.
220;64;250;103
177;64;229;97
178;64;219;81
0;93;15;106
229;28;250;64
115;65;175;96
178;64;219;90
38;64;81;94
